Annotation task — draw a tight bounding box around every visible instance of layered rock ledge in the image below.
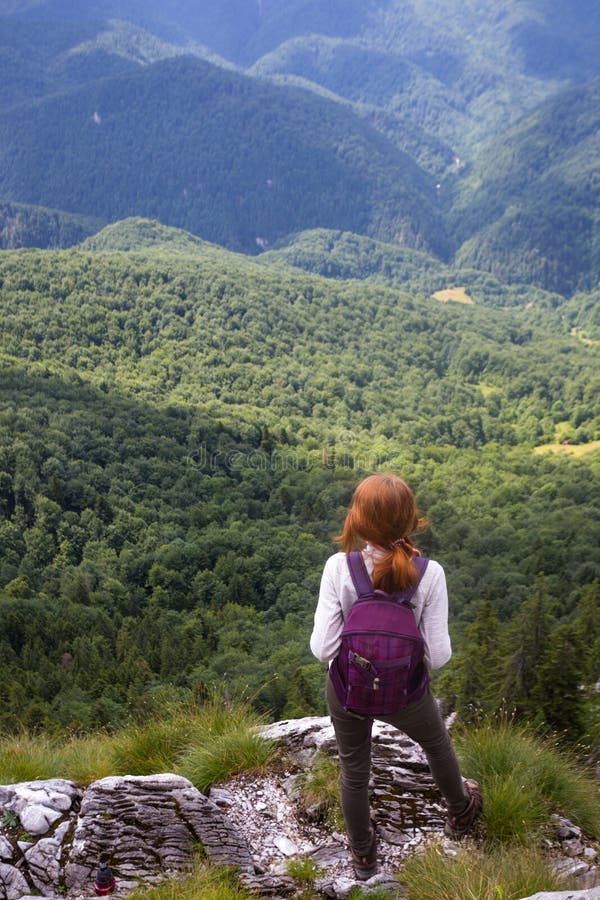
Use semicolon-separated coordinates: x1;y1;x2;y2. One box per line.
0;716;598;899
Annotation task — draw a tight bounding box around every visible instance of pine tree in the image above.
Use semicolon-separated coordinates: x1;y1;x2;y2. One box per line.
450;600;505;722
503;574;553;721
535;624;585;738
574;581;600;684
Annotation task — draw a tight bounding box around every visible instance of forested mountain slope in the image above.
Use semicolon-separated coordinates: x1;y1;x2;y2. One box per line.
2;222;597;449
1;1;599;292
261;227;567;310
0;230;599;732
0;200;101;249
452;78;600;295
262;228;448;285
79;217;215;253
0;15;230;114
0;55;444;255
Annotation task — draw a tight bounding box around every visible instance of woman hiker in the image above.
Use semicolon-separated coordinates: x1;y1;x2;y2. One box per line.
310;473;482;880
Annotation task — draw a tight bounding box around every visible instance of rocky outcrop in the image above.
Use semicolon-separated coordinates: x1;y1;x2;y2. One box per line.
521;893;600;900
0;716;599;899
0;773;256;899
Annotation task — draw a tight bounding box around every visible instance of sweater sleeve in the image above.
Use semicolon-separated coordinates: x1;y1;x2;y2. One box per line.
418;561;452;670
310;556;345;663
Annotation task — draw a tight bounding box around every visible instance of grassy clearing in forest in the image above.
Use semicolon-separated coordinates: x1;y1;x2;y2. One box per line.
571;327;600;346
534;440;600;457
431;286;473;304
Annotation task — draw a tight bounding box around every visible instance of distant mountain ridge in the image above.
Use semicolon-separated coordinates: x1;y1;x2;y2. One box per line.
0;54;445;256
7;0;598;82
0;0;598;293
453;78;600;295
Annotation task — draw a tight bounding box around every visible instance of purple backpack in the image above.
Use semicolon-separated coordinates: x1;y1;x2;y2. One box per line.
329;551;430;716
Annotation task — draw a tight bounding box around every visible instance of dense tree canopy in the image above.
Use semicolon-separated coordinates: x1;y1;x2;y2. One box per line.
0;230;598;737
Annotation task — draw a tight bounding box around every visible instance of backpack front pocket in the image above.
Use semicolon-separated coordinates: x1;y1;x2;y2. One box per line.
345;652;412;715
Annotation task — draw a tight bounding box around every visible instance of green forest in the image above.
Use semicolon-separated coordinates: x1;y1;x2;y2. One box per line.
0;221;598;744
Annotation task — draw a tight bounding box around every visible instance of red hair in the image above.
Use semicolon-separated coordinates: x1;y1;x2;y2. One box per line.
336;474;428;592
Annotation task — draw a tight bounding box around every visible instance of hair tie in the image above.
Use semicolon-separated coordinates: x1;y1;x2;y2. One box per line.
390;537;411;552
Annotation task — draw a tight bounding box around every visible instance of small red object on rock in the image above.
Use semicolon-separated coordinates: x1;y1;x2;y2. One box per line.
94;862;116;895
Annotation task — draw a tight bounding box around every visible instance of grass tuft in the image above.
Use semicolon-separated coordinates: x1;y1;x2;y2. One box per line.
455;717;600;843
0;731;116;786
0;690;280;791
126;859;252;899
57;733;115;783
178;729;278;794
286;856;324;883
399;841;571;900
0;732;64;783
296;751;343;829
476;771;546;845
110;716;196;776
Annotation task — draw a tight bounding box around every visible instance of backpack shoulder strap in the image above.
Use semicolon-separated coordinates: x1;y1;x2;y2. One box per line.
399;555;429;605
347;552;430;604
346;551;374;600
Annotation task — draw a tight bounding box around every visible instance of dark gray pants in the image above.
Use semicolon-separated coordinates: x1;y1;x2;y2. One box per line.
326;674;468;854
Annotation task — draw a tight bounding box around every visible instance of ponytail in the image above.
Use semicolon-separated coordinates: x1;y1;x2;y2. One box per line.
372;540;418;593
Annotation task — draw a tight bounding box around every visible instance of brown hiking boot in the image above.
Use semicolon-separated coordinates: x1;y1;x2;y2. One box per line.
350;827;377;880
444;779;483;839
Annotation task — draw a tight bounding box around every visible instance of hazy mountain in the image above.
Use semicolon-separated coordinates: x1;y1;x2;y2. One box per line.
452;78;600;295
0;55;445;255
1;0;598;290
0;15;231;113
7;0;597;83
0;0;373;64
0;199;101;248
244;1;600;155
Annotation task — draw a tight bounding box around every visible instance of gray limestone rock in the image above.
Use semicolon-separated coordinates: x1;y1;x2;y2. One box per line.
552;814;583;841
518;890;600;900
0;780;79;816
16;841;33;853
19;804;63;836
0;862;31;900
25;821;70;893
274;835;299;856
64;773;254;895
0;718;599;899
563;838;586;857
0;835;13;860
239;871;297;896
553;858;591;881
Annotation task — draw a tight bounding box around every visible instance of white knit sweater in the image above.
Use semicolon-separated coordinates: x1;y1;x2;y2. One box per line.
309;545;452;670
